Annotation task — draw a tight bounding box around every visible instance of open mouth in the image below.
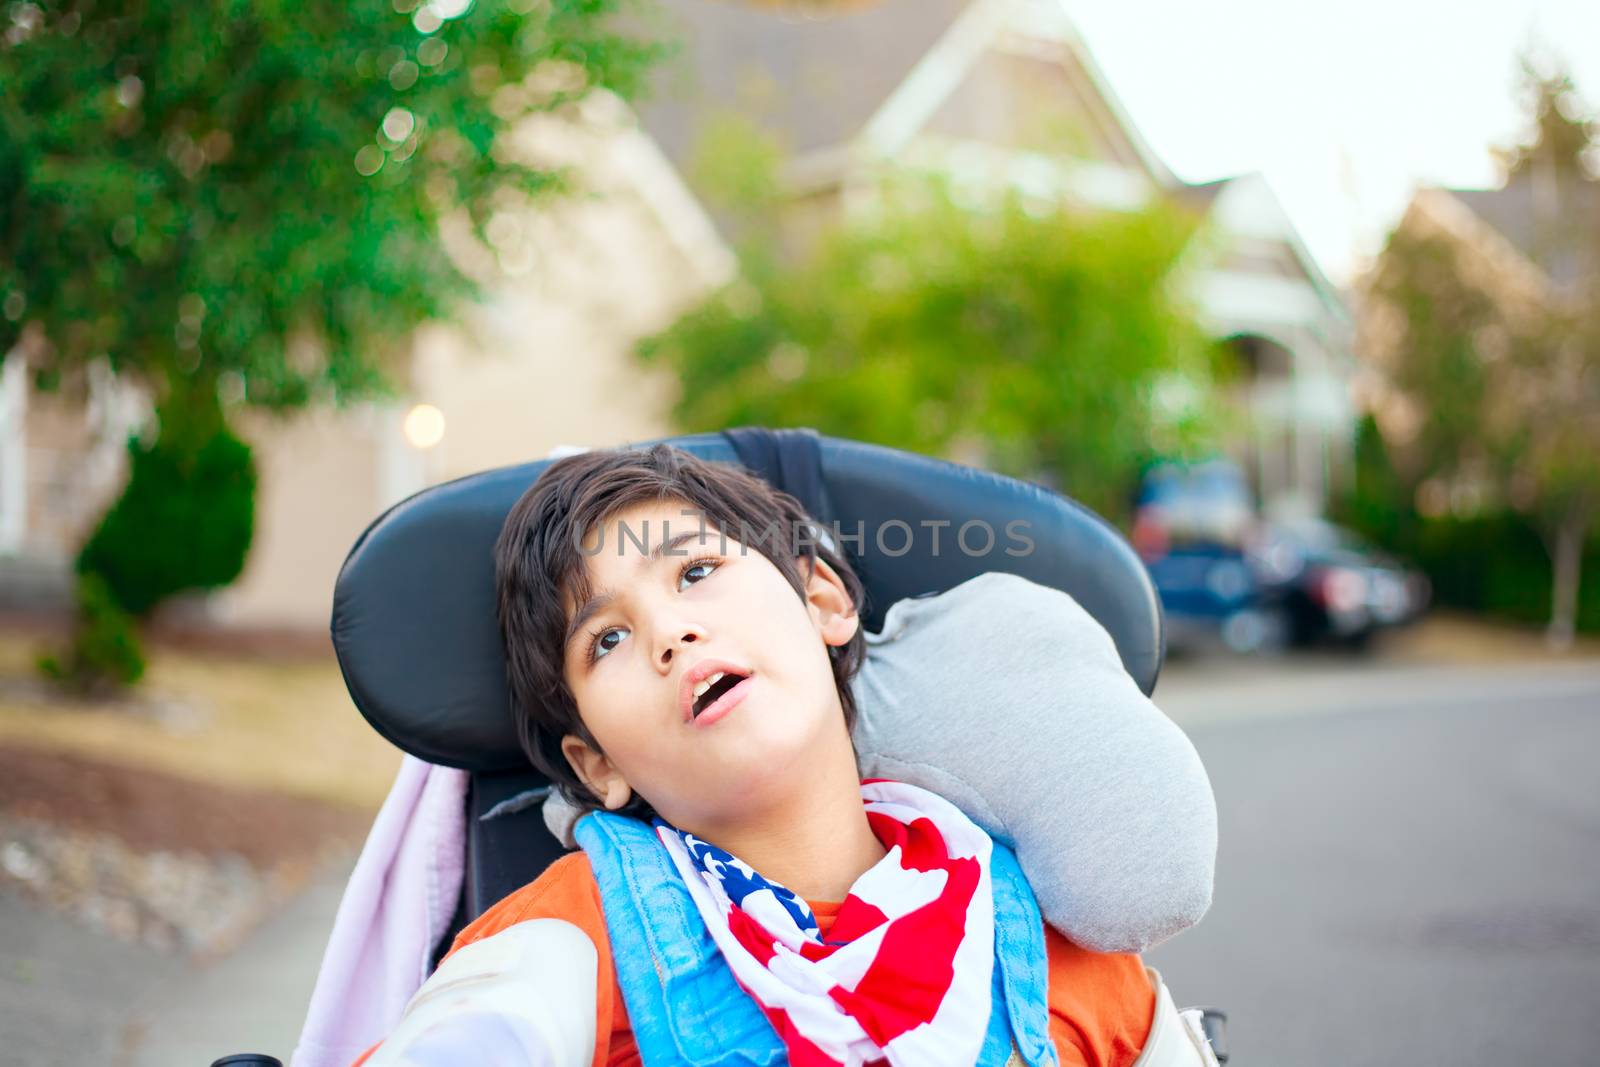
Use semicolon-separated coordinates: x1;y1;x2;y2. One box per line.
692;670;748;718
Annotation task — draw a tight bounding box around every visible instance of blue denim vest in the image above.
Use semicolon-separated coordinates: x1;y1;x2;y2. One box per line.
574;811;1060;1067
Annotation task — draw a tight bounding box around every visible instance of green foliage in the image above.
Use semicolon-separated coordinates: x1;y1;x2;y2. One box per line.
1337;413;1600;635
78;394;257;617
1366;231;1502;479
3;0;664;688
40;392;255;689
1352;507;1600;634
1336;415;1419;549
36;572;147;691
688;112;786;240
1370;63;1600;509
638;173;1222;519
1502;60;1599;191
0;0;664;405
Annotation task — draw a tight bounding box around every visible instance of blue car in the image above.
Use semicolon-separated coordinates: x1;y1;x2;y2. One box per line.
1132;460;1277;653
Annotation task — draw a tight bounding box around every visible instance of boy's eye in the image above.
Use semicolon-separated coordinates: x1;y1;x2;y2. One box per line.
588;559;718;663
679;559;719;590
591;627;627;660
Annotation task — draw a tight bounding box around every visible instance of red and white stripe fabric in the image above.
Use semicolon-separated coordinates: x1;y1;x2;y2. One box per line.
654;779;996;1067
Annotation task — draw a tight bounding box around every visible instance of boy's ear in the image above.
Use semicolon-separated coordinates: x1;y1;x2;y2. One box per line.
560;735;633;811
802;556;860;649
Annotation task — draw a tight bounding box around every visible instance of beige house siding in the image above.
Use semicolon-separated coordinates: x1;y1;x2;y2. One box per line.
22;393;118;566
209;407;387;630
923;43;1139;164
2;359;144;588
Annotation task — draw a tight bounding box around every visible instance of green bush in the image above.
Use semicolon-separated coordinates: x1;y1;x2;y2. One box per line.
636;173;1222;522
76;414;257;618
42;400;257;690
1337;418;1600;633
1407;513;1600;632
36;572;146;690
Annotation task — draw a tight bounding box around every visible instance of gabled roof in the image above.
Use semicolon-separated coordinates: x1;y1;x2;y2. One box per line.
865;3;1177;185
1171;178;1230;212
628;0;1345;329
636;0;969;171
633;0;1181;190
1448;179;1600;290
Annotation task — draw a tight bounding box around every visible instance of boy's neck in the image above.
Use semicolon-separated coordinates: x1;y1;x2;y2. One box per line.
689;736;886;903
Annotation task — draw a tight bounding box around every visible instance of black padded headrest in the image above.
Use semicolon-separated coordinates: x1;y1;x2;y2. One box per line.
331;428;1164;771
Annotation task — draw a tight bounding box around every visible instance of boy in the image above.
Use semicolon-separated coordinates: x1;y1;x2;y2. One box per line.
360;444;1161;1066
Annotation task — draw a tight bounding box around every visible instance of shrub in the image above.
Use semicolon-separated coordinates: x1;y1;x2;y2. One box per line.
1336;418;1599;633
36;572;146;691
42;399;257;689
76;415;257;617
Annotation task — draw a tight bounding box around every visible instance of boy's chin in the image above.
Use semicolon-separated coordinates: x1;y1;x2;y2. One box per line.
663;742;825;825
655;696;847;823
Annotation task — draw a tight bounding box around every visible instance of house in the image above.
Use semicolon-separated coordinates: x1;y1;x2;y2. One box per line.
1445;173;1600;294
1363;184;1563;356
634;0;1356;520
1358;170;1599;496
0;0;1354;632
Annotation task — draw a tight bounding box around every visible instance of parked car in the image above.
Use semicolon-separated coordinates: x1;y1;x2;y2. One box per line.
1132;460;1278;653
1252;517;1431;649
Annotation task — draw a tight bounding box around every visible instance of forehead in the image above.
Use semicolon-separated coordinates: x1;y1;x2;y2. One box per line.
594;498;698;542
562;498;710;605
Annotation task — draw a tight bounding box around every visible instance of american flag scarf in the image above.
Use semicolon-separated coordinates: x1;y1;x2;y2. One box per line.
654;779;996;1067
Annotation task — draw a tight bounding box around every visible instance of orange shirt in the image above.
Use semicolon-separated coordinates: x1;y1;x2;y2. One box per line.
412;852;1154;1067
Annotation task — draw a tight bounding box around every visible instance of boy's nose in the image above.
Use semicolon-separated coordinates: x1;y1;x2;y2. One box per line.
657;622;708;668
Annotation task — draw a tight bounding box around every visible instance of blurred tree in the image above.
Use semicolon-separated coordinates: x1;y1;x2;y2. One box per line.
641;132;1222;521
1338;413;1419;552
0;0;661;686
1367;62;1600;646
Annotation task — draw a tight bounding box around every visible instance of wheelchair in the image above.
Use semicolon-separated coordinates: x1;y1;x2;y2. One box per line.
215;426;1227;1066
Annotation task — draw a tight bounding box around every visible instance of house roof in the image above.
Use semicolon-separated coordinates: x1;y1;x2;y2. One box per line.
1171;177;1231;213
627;0;1345;327
636;0;970;173
1448;179;1600;289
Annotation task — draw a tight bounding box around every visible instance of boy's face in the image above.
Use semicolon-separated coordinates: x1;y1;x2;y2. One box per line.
558;499;860;830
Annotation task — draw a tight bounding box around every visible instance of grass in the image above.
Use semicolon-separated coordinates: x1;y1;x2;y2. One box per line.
0;630;401;812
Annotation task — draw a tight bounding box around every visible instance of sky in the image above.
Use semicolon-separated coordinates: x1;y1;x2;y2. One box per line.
1059;0;1600;285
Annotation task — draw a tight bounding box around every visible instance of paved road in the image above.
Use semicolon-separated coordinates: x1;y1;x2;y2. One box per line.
1148;658;1600;1066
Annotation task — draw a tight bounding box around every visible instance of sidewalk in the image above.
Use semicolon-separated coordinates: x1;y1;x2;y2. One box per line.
124;854;354;1067
0;851;351;1067
0;888;188;1067
0;631;387;1065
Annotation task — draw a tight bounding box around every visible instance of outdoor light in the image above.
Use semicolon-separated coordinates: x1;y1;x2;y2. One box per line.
403;403;446;449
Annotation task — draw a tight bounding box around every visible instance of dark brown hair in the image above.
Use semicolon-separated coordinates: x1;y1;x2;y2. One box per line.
493;443;867;820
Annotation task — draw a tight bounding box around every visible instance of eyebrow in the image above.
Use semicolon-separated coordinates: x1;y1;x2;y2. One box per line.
563;528;708;654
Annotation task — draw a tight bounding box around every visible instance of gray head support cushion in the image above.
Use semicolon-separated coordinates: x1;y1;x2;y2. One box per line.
548;570;1215;953
851;571;1215;953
